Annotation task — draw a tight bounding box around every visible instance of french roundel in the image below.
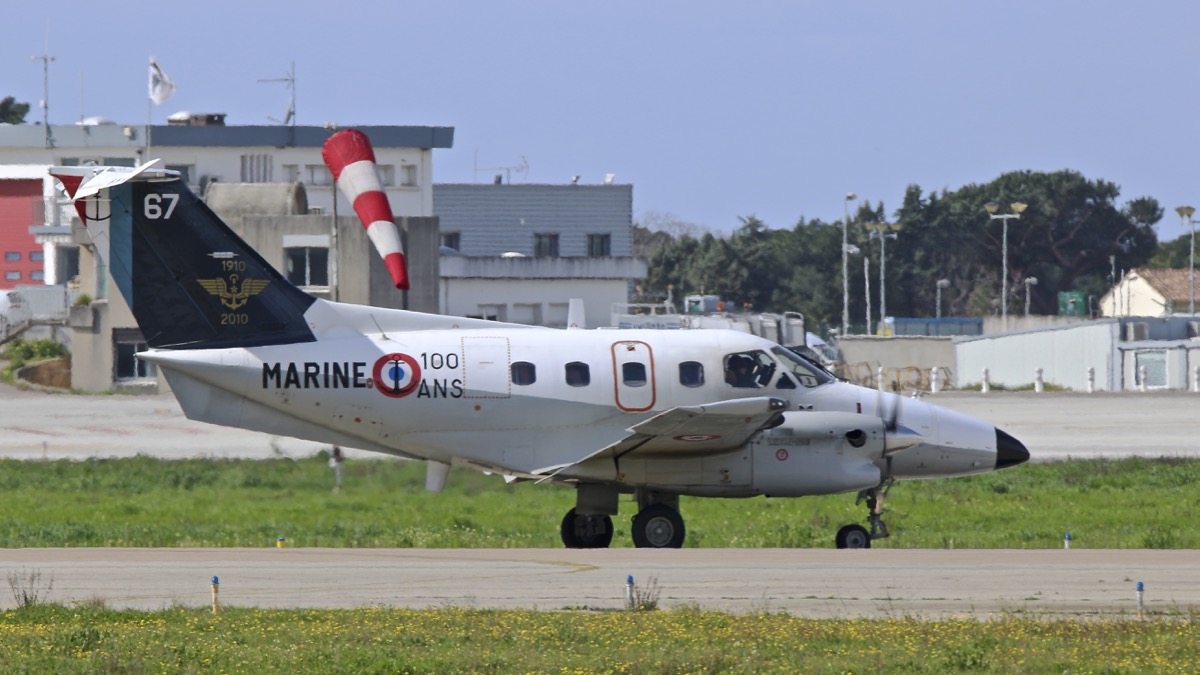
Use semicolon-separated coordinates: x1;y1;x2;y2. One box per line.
372;353;421;398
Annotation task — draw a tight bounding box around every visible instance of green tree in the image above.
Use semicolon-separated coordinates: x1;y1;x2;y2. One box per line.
1146;233;1194;270
0;96;31;124
888;171;1159;317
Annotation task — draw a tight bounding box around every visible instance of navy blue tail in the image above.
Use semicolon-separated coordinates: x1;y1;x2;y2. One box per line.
104;177;317;349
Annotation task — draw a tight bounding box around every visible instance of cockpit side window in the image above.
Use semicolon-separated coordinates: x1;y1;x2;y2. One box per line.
770;346;833;388
724;350;774;388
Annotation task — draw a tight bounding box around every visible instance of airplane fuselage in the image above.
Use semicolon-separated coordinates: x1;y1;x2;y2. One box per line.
147;313;1008;500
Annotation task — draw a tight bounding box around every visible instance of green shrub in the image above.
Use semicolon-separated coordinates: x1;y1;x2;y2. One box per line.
1;338;70;381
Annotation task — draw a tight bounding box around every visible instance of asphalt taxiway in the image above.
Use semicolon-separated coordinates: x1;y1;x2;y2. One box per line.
1;548;1195;617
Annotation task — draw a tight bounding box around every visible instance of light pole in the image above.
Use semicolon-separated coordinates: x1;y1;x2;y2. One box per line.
936;278;950;319
842;192;857;335
1177;206;1196;315
1024;277;1038;317
863;253;871;335
984;201;1027;330
867;222;902;335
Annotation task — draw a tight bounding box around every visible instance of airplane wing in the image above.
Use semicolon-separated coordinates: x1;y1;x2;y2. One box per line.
537;396;789;480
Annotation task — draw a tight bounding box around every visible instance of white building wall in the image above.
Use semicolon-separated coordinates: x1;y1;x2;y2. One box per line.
1099;277;1168;317
954;320;1120;391
442;278;631;328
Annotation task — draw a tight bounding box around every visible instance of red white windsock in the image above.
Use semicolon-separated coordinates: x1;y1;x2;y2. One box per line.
321;129;410;289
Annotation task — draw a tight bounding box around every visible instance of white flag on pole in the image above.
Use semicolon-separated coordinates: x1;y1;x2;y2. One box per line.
148;57;175;105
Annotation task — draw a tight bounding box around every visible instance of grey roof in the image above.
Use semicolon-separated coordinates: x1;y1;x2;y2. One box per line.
0;124;454;150
433;183;634;257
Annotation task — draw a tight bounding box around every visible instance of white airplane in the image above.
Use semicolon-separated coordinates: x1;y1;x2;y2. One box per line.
50;162;1028;549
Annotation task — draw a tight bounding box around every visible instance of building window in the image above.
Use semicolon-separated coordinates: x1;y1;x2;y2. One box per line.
587;234;611;257
5;252;19;262
305;165;333;186
679;361;705;387
376;165;395;186
565;362;590;387
240;154;273;182
30;271;44;281
30;251;44;262
102;157;136;168
114;331;157;381
5;271;20;281
284;247;329;287
1135;350;1167;389
401;164;417;187
534;234;559;258
511;361;536;386
441;232;461;251
622;362;647;387
281;164;300;182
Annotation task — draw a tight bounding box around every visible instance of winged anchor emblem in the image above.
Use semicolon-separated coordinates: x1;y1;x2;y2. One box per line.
197;274;271;310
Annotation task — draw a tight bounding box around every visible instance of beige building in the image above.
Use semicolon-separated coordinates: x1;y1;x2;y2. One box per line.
1099;268;1199;317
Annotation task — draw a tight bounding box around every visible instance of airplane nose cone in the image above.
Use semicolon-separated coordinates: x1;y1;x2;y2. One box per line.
995;428;1030;469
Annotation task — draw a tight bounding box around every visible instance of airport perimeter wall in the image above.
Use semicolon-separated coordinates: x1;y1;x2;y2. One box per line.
954;320;1121;391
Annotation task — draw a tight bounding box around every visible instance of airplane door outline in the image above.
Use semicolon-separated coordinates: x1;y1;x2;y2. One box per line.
461;336;511;398
611;340;656;412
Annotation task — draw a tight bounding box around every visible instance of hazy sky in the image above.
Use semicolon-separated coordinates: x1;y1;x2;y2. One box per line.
6;1;1200;241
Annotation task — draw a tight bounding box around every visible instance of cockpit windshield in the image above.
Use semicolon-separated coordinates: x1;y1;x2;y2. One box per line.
771;346;835;388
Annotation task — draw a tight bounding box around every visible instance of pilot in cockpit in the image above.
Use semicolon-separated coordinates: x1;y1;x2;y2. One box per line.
725;354;759;388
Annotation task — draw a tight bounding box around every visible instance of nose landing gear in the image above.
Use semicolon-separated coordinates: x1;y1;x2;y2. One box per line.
835;479;894;549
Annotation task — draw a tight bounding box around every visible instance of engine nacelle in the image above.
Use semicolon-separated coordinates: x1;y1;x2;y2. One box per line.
749;412;887;497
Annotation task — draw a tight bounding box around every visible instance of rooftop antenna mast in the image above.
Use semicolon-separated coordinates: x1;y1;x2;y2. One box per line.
31;51;55;148
473;150;529;184
258;61;296;126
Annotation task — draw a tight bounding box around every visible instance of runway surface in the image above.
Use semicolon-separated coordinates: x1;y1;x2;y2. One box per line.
2;548;1195;617
1;381;1198;460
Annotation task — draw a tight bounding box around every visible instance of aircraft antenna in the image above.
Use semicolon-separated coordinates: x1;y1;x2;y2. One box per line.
258;61;296;127
473;150;529;184
369;313;393;342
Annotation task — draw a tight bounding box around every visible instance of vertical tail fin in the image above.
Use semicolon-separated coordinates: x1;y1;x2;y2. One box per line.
52;165;317;349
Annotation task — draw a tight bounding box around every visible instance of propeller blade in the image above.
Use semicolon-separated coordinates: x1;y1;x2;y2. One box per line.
883;422;924;456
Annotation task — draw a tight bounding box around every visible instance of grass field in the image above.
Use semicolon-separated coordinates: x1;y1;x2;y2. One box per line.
1;604;1198;673
1;454;1197;549
3;455;1197;671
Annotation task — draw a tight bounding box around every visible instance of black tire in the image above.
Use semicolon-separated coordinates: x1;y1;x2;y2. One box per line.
560;508;614;549
631;504;686;548
836;524;871;549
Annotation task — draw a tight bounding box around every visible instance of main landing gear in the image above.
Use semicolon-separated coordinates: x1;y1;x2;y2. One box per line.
835;479;894;549
559;487;687;549
630;493;685;549
560;509;613;549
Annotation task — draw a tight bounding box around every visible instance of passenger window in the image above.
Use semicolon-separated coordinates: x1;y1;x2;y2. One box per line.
622;362;647;387
678;361;704;387
511;361;536;386
565;362;590;387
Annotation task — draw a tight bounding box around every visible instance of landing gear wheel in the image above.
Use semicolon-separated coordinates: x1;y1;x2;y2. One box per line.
836;524;871;549
560;508;614;549
631;504;685;548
